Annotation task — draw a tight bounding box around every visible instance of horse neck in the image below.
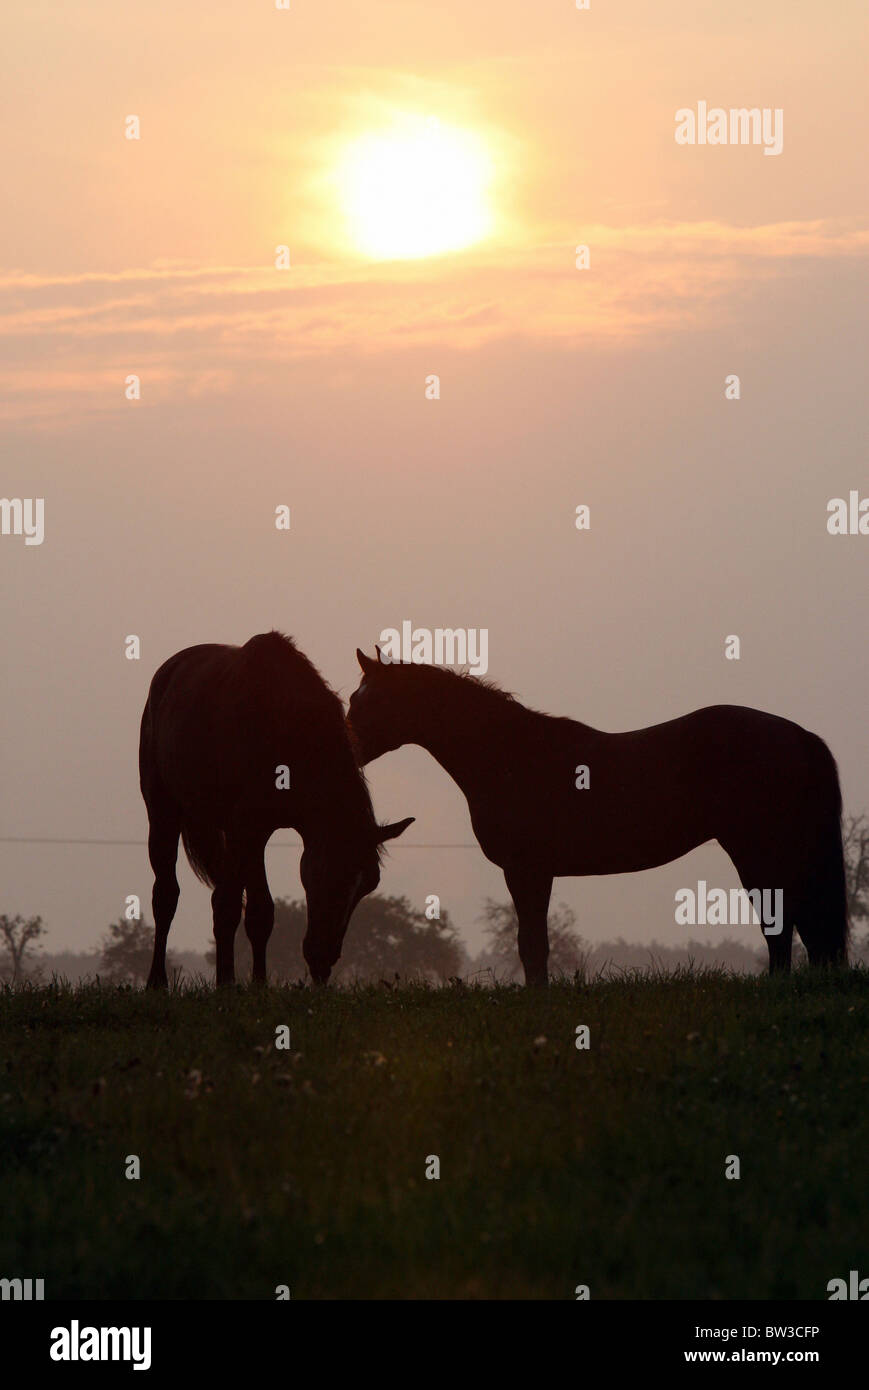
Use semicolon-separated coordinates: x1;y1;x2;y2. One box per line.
406;685;514;793
300;758;375;846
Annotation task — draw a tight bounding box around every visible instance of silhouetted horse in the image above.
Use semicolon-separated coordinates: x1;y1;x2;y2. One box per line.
348;650;848;983
139;633;413;987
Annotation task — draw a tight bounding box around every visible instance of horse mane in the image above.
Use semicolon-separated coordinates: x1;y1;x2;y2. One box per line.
384;661;586;740
392;660;526;714
238;632;381;843
238;631;344;712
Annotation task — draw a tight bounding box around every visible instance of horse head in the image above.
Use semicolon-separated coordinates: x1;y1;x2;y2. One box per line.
347;647;414;764
300;814;414;983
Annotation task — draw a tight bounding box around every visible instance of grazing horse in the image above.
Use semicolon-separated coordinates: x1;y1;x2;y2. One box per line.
139;633;413;987
348;649;848;984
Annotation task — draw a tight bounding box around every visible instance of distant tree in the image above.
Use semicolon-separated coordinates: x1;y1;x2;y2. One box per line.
843;813;869;927
479;898;589;980
849;932;869;967
208;894;465;984
0;913;46;985
100;917;176;985
21;949;103;985
337;895;464;982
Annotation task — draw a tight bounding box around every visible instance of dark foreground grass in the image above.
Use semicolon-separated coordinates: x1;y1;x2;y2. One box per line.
1;967;867;1299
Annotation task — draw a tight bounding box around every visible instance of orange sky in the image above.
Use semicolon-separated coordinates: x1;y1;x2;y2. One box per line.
2;0;868;957
3;0;867;420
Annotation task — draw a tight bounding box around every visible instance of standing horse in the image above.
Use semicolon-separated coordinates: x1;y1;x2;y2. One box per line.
348;649;848;983
139;633;413;987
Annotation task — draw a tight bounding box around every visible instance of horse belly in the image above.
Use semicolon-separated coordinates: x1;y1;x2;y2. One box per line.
550;792;712;878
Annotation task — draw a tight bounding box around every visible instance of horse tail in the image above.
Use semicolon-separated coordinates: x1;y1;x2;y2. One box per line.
813;812;850;965
800;737;849;966
180;822;226;888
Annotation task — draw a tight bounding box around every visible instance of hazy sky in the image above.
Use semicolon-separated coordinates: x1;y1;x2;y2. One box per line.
2;0;868;960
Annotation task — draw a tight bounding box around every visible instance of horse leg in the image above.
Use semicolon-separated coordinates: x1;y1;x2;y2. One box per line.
793;889;847;968
504;863;553;985
723;841;794;975
212;840;245;986
145;795;181;989
764;914;795;975
791;821;849;968
243;840;274;985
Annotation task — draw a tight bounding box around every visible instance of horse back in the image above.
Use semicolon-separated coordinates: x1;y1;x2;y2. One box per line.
467;701;839;875
139;635;348;828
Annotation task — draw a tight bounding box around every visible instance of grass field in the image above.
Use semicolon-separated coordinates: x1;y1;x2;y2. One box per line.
1;967;867;1300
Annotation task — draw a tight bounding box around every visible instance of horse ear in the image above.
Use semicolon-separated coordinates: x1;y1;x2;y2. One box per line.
356;648;378;675
377;816;415;843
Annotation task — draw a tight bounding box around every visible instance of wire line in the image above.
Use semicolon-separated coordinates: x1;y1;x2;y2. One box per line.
0;835;478;849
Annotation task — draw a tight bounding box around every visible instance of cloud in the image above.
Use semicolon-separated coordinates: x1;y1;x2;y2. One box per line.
1;219;866;424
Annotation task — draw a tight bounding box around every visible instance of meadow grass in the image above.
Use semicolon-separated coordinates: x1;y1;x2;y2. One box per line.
1;966;867;1299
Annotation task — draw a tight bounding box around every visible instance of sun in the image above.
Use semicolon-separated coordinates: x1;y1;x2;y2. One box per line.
336;117;493;260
